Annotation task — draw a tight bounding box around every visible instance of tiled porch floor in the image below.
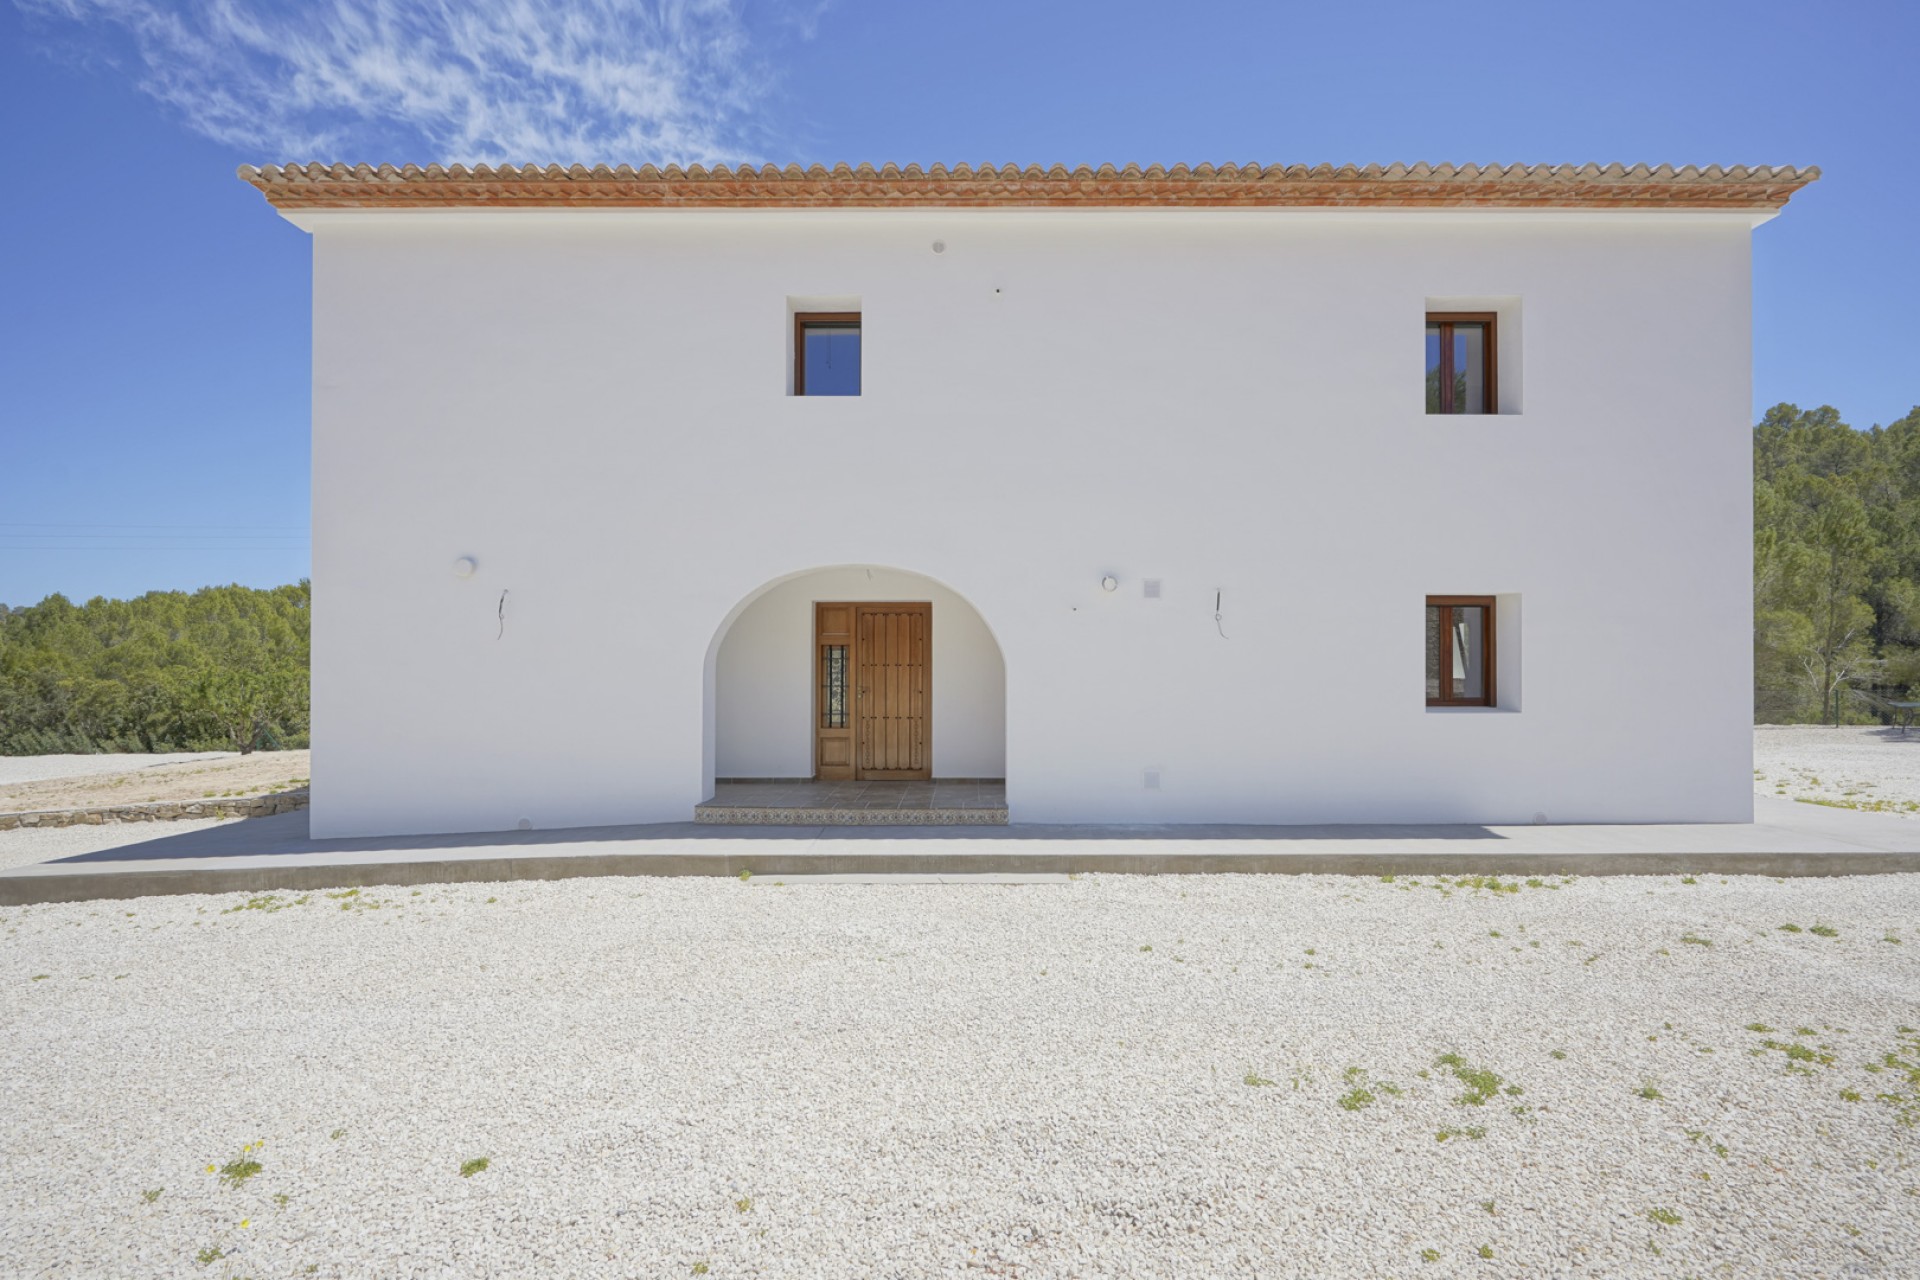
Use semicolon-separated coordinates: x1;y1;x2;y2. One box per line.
697;779;1008;825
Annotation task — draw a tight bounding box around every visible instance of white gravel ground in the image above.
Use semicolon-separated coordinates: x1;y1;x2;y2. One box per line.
0;752;229;788
0;817;240;873
1755;726;1920;817
3;872;1917;1278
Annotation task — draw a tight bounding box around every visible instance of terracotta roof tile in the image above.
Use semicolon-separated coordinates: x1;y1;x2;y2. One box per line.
237;161;1819;212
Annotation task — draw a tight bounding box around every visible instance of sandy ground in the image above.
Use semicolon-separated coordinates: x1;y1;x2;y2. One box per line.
0;750;309;814
1754;725;1920;817
1;872;1916;1278
0;752;229;787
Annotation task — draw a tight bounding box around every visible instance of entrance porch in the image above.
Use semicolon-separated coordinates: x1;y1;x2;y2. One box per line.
696;779;1008;826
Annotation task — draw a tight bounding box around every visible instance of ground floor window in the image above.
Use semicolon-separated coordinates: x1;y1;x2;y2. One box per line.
1427;596;1495;706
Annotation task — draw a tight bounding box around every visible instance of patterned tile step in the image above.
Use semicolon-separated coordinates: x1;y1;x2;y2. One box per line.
694;805;1009;826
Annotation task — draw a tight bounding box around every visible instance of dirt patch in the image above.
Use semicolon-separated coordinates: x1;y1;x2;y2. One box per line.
0;751;310;815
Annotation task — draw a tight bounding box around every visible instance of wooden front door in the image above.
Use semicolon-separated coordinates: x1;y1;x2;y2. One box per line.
814;602;931;781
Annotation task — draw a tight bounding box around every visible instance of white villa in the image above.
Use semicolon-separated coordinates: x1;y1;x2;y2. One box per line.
241;160;1817;838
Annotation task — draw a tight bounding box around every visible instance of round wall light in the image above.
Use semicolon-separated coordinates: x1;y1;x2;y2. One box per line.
453;557;477;579
1101;575;1119;593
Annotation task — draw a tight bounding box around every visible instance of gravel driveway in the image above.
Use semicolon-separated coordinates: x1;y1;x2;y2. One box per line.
3;872;1916;1278
0;817;241;873
1756;725;1920;816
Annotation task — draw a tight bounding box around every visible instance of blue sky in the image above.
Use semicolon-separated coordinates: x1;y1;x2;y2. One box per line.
2;0;1915;606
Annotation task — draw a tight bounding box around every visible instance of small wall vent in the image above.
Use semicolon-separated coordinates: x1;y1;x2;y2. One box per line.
1143;579;1162;599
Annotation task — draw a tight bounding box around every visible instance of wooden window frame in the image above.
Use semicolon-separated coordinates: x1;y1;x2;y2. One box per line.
793;311;861;396
1427;595;1497;707
1426;312;1498;415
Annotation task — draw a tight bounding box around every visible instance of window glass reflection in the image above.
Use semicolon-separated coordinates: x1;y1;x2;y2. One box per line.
803;327;861;395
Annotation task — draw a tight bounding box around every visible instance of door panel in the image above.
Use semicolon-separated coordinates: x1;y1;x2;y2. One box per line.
813;604;855;780
859;604;929;779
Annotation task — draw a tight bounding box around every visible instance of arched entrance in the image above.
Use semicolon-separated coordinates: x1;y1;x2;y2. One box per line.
699;565;1006;823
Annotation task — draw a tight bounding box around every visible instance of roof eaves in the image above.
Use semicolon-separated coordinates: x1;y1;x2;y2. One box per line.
236;161;1821;212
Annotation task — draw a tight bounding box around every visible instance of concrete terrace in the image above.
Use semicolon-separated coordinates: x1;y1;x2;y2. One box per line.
3;795;1919;904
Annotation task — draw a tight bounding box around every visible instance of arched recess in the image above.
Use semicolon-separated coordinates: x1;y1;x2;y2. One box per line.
701;565;1006;796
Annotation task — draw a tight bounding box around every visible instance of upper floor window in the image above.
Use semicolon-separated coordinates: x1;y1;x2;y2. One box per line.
1426;313;1496;414
1427;596;1495;706
794;312;861;396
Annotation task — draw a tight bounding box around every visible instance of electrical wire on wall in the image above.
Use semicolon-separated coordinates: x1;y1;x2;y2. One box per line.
1215;589;1229;639
497;589;509;640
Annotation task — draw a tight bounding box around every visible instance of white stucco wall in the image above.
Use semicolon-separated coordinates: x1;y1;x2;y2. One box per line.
297;206;1759;836
713;567;1005;778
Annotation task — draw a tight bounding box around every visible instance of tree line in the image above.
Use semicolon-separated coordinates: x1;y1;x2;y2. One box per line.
0;582;309;754
1756;402;1920;723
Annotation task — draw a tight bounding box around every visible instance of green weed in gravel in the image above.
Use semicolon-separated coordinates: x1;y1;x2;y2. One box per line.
1436;1053;1512;1106
459;1157;490;1178
1863;1028;1920;1127
1335;1064;1401;1111
214;1143;263;1188
221;894;309;914
1684;1129;1730;1159
1757;1038;1835;1069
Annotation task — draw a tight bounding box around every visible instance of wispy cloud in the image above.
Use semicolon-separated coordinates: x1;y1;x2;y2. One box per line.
18;0;777;163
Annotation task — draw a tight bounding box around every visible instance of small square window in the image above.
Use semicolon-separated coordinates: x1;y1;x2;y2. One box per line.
1426;596;1496;706
794;312;861;396
1425;313;1496;414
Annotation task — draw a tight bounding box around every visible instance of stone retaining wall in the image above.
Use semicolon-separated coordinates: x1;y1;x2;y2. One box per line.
0;789;309;831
